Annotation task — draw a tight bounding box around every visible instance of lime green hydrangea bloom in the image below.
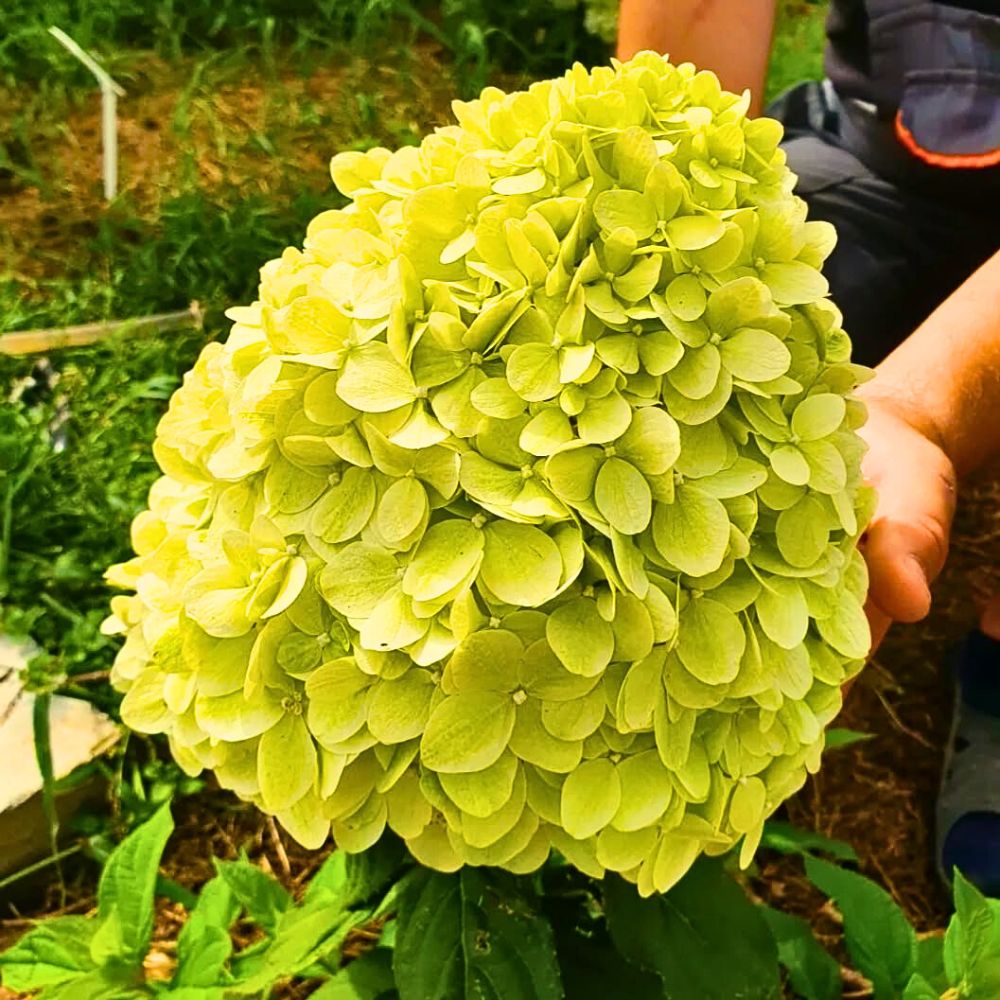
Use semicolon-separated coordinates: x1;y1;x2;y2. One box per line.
106;52;875;896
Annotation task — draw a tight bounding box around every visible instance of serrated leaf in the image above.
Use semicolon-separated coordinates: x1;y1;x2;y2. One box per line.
605;860;781;998
393;868;563;1000
760;906;842;1000
804;856;917;998
214;857;291;935
0;917;97;992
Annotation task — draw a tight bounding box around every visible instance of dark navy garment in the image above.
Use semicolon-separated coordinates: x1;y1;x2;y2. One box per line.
765;0;1000;366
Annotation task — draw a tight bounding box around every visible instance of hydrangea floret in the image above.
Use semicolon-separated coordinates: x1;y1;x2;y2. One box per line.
105;51;875;896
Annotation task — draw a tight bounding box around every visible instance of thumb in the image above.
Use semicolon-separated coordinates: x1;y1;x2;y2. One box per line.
862;462;956;624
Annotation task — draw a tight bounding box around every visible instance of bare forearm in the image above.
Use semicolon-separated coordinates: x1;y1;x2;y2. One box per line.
861;249;1000;477
616;0;776;115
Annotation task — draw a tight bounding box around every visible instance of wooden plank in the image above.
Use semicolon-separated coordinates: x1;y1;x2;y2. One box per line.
0;301;204;356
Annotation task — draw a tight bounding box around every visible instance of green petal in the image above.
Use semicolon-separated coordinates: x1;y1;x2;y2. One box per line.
651;485;730;577
755;578;809;649
612;750;674;831
480;521;563;607
421;691;515;773
617;406;681;476
402;519;485;602
311;467;376;544
815;592;870;659
258;714;317;812
729;777;767;834
439;753;519;818
594;189;657;240
508;698;583;772
507;343;562;402
546;598;615;677
367;671;436;743
791;393;846;441
577;392;633;444
359;588;429;652
561;758;621;839
444;628;523;694
769;445;811;486
760;261;829;305
776;495;830;568
594;458;652;535
665;274;708;321
319;543;398;618
541;686;606;741
668;343;722;400
544;446;603;503
305;657;371;744
337;343;417;412
719;328;791;382
666;214;726;251
375;477;429;546
471;377;527;419
677;597;745;684
519;408;575;457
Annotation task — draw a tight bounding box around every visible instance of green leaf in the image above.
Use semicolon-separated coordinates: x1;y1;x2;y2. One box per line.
214;856;292;935
944;869;1000;996
605;860;781;999
393;868;563;1000
173;876;238;988
651;485;730;577
91;802;174;969
0;917;97;992
311;947;397;999
760;821;859;862
804;856;917;998
759;906;842;1000
421;692;516;773
305;838;407;910
824;728;874;751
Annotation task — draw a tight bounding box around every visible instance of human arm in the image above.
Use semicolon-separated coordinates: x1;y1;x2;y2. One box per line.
616;0;777;115
859;249;1000;647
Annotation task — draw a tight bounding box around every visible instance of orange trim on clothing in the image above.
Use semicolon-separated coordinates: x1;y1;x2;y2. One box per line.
894;110;1000;168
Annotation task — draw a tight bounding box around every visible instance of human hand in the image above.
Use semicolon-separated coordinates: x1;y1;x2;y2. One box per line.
858;396;958;653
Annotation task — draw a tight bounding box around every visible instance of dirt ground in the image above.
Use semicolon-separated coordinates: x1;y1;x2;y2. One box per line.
2;42;1000;998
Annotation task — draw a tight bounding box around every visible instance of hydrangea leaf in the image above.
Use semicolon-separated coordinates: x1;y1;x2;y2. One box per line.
421;692;516;773
594;458;652;535
677;597;745;684
651;485;730;577
546;598;615;677
481;521;564;607
561;758;621;839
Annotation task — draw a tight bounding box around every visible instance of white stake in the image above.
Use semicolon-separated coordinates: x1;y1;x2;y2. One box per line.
48;26;125;202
